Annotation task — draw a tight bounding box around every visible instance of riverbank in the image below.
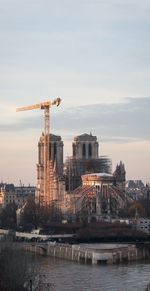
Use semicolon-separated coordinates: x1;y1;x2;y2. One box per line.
23;242;150;265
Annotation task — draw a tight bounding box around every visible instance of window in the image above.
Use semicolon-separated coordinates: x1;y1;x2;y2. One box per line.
82;143;86;157
54;142;57;159
102;185;108;197
88;143;92;157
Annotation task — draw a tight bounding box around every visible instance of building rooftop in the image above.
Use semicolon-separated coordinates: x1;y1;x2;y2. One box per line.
74;133;97;142
82;173;113;178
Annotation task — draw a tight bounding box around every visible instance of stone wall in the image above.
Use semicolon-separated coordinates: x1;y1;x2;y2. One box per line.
23;243;150;265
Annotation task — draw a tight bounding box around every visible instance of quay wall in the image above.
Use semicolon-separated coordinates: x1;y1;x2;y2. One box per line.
23;243;150;265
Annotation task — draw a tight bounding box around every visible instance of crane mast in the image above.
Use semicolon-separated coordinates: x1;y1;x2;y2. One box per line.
16;97;61;206
44;106;50;205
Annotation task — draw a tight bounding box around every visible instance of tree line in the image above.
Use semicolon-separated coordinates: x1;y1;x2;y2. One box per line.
0;198;62;230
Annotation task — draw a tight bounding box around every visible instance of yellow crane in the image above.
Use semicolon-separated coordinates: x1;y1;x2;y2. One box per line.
16;98;61;205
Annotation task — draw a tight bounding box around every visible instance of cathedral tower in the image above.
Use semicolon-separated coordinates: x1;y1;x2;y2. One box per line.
72;133;99;159
36;133;64;205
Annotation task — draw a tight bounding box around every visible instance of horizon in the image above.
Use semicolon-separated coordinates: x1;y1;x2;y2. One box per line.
0;97;149;186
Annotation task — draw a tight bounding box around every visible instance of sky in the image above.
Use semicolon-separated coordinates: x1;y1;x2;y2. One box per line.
0;0;150;185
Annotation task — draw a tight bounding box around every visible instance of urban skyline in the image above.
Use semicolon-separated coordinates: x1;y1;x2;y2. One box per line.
0;0;150;184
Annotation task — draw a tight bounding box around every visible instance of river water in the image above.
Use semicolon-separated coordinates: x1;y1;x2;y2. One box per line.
33;254;150;291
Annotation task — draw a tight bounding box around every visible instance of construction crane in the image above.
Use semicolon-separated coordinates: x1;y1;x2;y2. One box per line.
16;98;61;205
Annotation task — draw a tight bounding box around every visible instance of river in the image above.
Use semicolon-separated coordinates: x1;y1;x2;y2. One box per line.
32;254;150;291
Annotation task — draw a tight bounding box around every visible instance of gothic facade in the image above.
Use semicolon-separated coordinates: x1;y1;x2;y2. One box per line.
65;133;111;191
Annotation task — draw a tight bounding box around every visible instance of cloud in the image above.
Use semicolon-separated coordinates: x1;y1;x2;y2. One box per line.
1;97;149;143
0;116;42;132
53;97;150;142
1;0;150;107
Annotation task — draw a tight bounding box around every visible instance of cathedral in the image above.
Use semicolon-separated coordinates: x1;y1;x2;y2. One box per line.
35;132;126;219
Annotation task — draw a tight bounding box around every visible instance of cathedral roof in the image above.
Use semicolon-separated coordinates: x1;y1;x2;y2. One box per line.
83;173;113;178
50;133;62;141
74;133;97;142
40;133;62;142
